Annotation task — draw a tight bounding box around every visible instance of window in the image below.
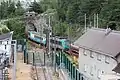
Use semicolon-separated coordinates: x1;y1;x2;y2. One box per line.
97;54;101;61
105;56;109;64
97;70;104;79
7;41;8;44
0;41;2;44
65;40;70;46
90;51;94;58
90;66;94;76
83;49;87;56
5;45;6;49
97;69;101;79
84;64;87;72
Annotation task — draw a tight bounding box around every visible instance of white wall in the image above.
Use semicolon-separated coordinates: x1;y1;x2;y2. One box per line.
0;37;13;64
78;48;117;80
0;40;12;57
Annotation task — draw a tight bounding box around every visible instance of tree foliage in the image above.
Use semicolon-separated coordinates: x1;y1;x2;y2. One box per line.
35;0;120;39
29;1;43;14
0;23;10;35
0;1;25;39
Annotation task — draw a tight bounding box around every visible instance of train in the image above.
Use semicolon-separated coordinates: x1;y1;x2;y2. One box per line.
27;31;70;51
27;31;79;66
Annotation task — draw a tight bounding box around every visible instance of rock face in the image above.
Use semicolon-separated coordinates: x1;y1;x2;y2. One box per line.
25;12;48;35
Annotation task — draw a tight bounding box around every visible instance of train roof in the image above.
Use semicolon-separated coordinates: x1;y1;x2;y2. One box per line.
29;31;46;37
50;37;69;41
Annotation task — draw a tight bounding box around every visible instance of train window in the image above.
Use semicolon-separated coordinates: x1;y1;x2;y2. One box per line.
34;35;39;38
40;37;43;40
31;33;34;38
34;35;43;40
59;41;62;46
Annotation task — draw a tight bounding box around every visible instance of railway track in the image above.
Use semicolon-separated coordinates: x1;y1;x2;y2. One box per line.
33;50;53;80
28;39;77;80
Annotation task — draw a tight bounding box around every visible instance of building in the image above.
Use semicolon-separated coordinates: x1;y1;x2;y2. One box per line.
73;28;120;80
0;31;13;79
0;31;13;63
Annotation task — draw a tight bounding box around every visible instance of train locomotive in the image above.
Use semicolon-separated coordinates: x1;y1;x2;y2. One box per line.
28;31;70;51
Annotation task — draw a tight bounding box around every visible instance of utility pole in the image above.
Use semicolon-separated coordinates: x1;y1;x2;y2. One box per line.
84;14;87;32
97;14;98;28
54;37;56;72
48;15;51;55
94;14;96;28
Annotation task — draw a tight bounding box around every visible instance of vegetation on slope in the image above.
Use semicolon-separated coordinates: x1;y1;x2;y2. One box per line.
0;1;25;39
1;0;120;40
28;0;120;41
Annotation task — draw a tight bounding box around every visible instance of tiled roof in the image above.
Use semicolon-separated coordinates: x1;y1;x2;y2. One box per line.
0;32;13;40
74;28;120;57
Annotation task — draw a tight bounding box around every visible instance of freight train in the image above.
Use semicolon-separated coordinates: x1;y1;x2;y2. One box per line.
27;31;70;51
27;31;79;66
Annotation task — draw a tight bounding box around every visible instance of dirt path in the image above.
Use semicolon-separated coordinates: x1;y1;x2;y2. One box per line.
8;53;32;80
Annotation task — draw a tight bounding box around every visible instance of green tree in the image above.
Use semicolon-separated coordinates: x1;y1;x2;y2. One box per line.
15;1;25;16
0;23;10;34
6;20;25;39
29;1;43;14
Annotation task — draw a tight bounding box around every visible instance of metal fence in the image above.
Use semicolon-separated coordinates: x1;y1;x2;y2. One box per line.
17;39;27;63
17;39;26;52
56;51;89;80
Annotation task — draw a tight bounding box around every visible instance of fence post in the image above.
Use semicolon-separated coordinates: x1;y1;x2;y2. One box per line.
26;52;29;64
33;53;35;66
60;51;61;68
71;63;73;79
24;39;26;63
44;51;45;66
